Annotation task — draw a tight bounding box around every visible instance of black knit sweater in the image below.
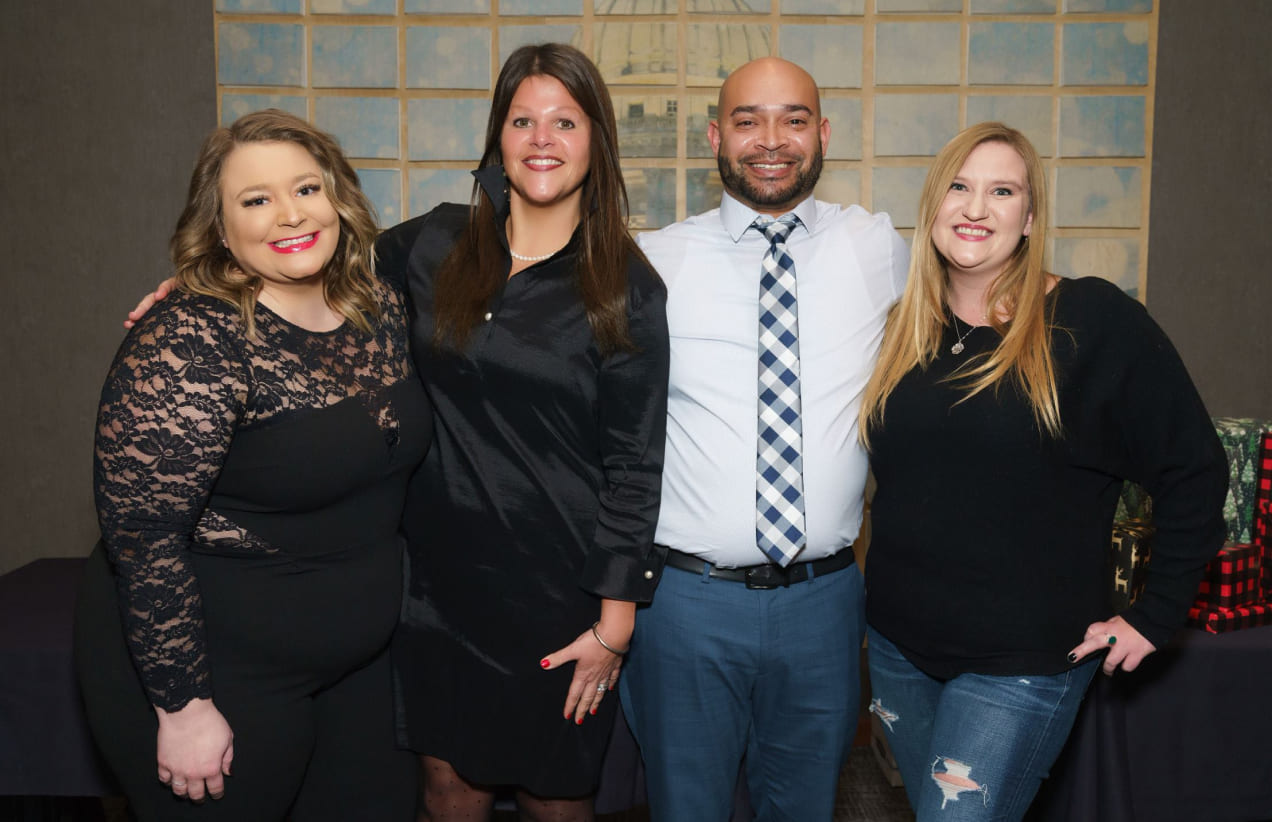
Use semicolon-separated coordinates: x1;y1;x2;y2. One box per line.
865;276;1227;679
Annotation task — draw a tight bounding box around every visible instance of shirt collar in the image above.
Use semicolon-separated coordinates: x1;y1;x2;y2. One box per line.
720;190;819;243
472;164;510;215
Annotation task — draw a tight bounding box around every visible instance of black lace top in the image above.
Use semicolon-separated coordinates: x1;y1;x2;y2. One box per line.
94;278;424;711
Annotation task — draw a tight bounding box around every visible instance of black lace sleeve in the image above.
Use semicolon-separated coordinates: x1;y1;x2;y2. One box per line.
93;293;248;712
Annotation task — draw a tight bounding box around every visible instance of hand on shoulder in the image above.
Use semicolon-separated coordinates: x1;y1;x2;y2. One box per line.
124;278;177;329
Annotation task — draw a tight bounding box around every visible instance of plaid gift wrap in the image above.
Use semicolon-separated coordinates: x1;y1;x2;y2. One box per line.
1212;417;1272;545
1256;433;1271;592
1260;510;1271;599
1258;431;1272;518
1187;600;1272;634
1193;543;1262;610
1110;518;1153;613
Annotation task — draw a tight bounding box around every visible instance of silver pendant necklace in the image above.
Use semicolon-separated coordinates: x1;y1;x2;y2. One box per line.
950;315;977;355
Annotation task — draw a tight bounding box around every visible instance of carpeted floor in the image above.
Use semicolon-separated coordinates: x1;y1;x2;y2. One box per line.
833;746;915;822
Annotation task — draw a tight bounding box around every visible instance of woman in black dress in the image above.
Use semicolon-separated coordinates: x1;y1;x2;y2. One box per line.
76;111;430;820
377;44;669;820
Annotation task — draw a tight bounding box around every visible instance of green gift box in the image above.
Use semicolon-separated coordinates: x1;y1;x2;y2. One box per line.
1113;480;1152;522
1212;417;1272;546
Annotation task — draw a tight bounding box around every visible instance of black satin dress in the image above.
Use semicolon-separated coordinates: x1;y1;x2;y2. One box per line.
377;167;669;796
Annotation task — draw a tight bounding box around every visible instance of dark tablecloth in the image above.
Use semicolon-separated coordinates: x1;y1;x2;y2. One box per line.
0;558;115;797
1029;624;1272;822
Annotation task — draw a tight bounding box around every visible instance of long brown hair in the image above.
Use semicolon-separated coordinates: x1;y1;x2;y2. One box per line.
170;109;381;338
431;43;645;355
860;122;1061;444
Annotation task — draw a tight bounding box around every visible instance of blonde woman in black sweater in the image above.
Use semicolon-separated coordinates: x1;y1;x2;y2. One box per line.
859;122;1226;821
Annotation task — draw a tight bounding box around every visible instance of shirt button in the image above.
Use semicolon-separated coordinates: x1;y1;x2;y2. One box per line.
644;570;654;579
484;312;493;321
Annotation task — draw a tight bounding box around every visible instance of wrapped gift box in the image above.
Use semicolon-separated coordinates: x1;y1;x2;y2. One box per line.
1259;510;1271;598
1193;543;1262;610
1257;431;1272;527
1256;433;1271;592
1187;601;1272;634
1212;417;1272;546
1110;518;1153;613
1114;480;1153;523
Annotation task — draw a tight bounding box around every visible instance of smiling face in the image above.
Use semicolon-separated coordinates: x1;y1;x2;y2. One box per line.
931;140;1034;283
219;140;340;294
500;74;593;214
709;58;830;216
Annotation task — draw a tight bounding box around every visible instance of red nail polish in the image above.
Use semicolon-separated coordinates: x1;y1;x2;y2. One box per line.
540;659;550;669
590;708;597;715
576;717;583;725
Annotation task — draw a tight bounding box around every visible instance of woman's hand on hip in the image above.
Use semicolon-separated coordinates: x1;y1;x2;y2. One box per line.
1068;615;1156;675
154;697;234;802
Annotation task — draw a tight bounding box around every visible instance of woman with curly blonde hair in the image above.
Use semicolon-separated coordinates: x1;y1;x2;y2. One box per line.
76;110;430;821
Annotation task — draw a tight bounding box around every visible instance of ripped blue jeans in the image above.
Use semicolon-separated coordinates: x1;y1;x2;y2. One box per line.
866;627;1097;822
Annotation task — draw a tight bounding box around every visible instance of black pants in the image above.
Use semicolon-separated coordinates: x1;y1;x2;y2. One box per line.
73;544;416;822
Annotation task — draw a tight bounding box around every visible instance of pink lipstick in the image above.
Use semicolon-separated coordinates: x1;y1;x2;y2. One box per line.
270;232;319;253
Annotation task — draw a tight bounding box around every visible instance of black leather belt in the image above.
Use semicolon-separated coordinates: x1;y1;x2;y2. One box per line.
662;546;854;589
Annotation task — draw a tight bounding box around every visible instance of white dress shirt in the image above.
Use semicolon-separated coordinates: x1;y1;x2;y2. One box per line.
638;192;909;567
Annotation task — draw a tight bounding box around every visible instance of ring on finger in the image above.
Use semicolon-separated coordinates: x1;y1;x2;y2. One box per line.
596;683;607;692
1107;635;1117;645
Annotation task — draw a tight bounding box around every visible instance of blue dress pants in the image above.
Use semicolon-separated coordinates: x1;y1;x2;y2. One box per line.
620;561;865;822
867;627;1097;822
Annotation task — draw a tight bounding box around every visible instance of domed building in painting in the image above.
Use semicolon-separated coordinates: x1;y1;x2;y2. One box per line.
582;0;772;225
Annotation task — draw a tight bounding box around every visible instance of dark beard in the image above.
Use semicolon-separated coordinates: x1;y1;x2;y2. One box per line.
716;148;823;213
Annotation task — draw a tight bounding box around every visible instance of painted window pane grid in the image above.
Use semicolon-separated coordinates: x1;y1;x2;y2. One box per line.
214;1;1157;296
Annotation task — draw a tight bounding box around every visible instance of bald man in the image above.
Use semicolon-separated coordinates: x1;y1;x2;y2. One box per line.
619;58;910;820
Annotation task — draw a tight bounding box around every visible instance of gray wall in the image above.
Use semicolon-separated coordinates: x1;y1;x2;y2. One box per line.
1146;0;1272;418
0;1;1268;575
0;2;215;575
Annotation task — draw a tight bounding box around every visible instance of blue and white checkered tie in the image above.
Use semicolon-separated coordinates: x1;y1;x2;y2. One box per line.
755;214;805;567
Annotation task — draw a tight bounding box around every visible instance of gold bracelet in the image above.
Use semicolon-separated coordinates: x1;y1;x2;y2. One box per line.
591;621;627;656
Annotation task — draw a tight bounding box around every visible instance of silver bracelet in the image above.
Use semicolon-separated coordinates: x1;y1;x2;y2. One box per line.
591;621;627;656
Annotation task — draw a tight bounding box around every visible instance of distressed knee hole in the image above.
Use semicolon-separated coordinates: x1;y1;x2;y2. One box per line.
930;756;990;810
869;697;898;731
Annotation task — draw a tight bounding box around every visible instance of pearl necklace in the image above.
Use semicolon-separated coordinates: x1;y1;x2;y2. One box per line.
950;315;979;355
509;247;559;263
